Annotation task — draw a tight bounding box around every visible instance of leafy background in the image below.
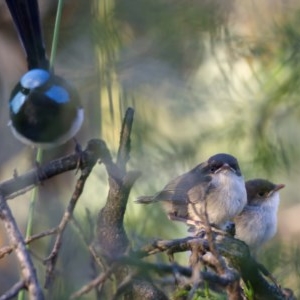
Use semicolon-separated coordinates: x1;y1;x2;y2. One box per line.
0;0;299;297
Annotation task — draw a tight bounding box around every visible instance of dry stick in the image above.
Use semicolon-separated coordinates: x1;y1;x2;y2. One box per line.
70;263;117;299
68;214;105;299
217;240;290;300
73;253;241;293
70;215;105;299
0;228;58;259
121;256;242;287
0;139;120;298
0;155;79;199
136;235;292;300
44;146;100;289
116;106;134;172
71;216;105;286
0;139;111;200
0;194;44;300
71;256;188;300
78;253;240;292
112;270;139;300
96;107;137;261
95;108;137;298
0;280;26;300
201;202;242;300
96;108;167;300
0;139;110;290
135;236;201;258
115;254;293;300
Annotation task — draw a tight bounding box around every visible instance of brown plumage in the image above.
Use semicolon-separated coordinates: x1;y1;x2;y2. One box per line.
136;153;247;229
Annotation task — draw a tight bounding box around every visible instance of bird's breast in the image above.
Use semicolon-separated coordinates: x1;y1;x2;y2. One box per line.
206;172;247;224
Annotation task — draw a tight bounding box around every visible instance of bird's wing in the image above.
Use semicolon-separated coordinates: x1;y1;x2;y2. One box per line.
154;163;212;203
187;177;214;204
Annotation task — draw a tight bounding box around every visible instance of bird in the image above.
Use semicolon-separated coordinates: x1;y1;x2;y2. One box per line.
5;0;84;148
136;153;247;230
234;179;285;251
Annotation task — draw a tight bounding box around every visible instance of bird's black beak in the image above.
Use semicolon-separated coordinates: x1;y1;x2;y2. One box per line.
216;163;236;174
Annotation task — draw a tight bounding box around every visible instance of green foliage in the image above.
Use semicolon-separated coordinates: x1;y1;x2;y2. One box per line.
114;0;233;73
243;281;254;300
172;284;227;300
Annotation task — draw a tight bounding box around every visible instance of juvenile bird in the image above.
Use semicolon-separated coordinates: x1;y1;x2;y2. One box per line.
136;153;247;230
234;178;285;250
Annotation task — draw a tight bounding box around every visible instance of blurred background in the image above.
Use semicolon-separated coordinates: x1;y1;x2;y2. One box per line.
0;0;300;298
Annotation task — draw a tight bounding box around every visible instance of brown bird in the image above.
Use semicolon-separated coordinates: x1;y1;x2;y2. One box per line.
234;178;285;250
136;153;247;229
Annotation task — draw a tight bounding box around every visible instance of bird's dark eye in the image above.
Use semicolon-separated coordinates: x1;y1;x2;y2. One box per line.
257;191;265;197
210;164;219;172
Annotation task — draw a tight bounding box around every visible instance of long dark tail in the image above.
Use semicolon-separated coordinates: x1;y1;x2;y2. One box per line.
5;0;49;70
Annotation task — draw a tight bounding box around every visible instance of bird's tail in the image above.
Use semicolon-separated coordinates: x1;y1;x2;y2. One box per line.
5;0;49;69
135;196;156;204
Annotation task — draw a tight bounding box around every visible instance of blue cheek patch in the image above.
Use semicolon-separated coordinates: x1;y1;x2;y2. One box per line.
10;92;26;114
45;85;69;103
21;69;50;89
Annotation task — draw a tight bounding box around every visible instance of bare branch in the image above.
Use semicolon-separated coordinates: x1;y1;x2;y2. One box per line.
44;142;100;289
112;270;138;300
135;236;206;258
70;263;117;299
0;139;110;199
0;194;44;300
201;200;242;300
95;108;166;300
96;108;137;260
0;280;26;300
133;235;293;300
117;107;134;173
0;228;58;259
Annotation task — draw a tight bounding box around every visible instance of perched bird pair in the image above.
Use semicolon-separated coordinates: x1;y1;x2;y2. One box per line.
136;153;284;251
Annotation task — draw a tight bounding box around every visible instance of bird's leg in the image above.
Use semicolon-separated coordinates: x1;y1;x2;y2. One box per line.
32;147;46;183
73;138;84;173
13;169;18;179
168;213;232;237
168;213;193;224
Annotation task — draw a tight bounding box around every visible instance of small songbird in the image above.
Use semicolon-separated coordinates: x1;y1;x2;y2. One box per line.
136;153;247;229
234;179;285;251
5;0;83;148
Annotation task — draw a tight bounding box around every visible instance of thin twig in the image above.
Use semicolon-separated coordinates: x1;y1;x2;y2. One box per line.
112;270;138;300
0;280;26;300
71;214;105;298
117;107;134;173
201;199;242;300
0;228;58;259
0;194;44;300
70;263;117;299
44;150;98;289
133;235;292;299
134;236;205;258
